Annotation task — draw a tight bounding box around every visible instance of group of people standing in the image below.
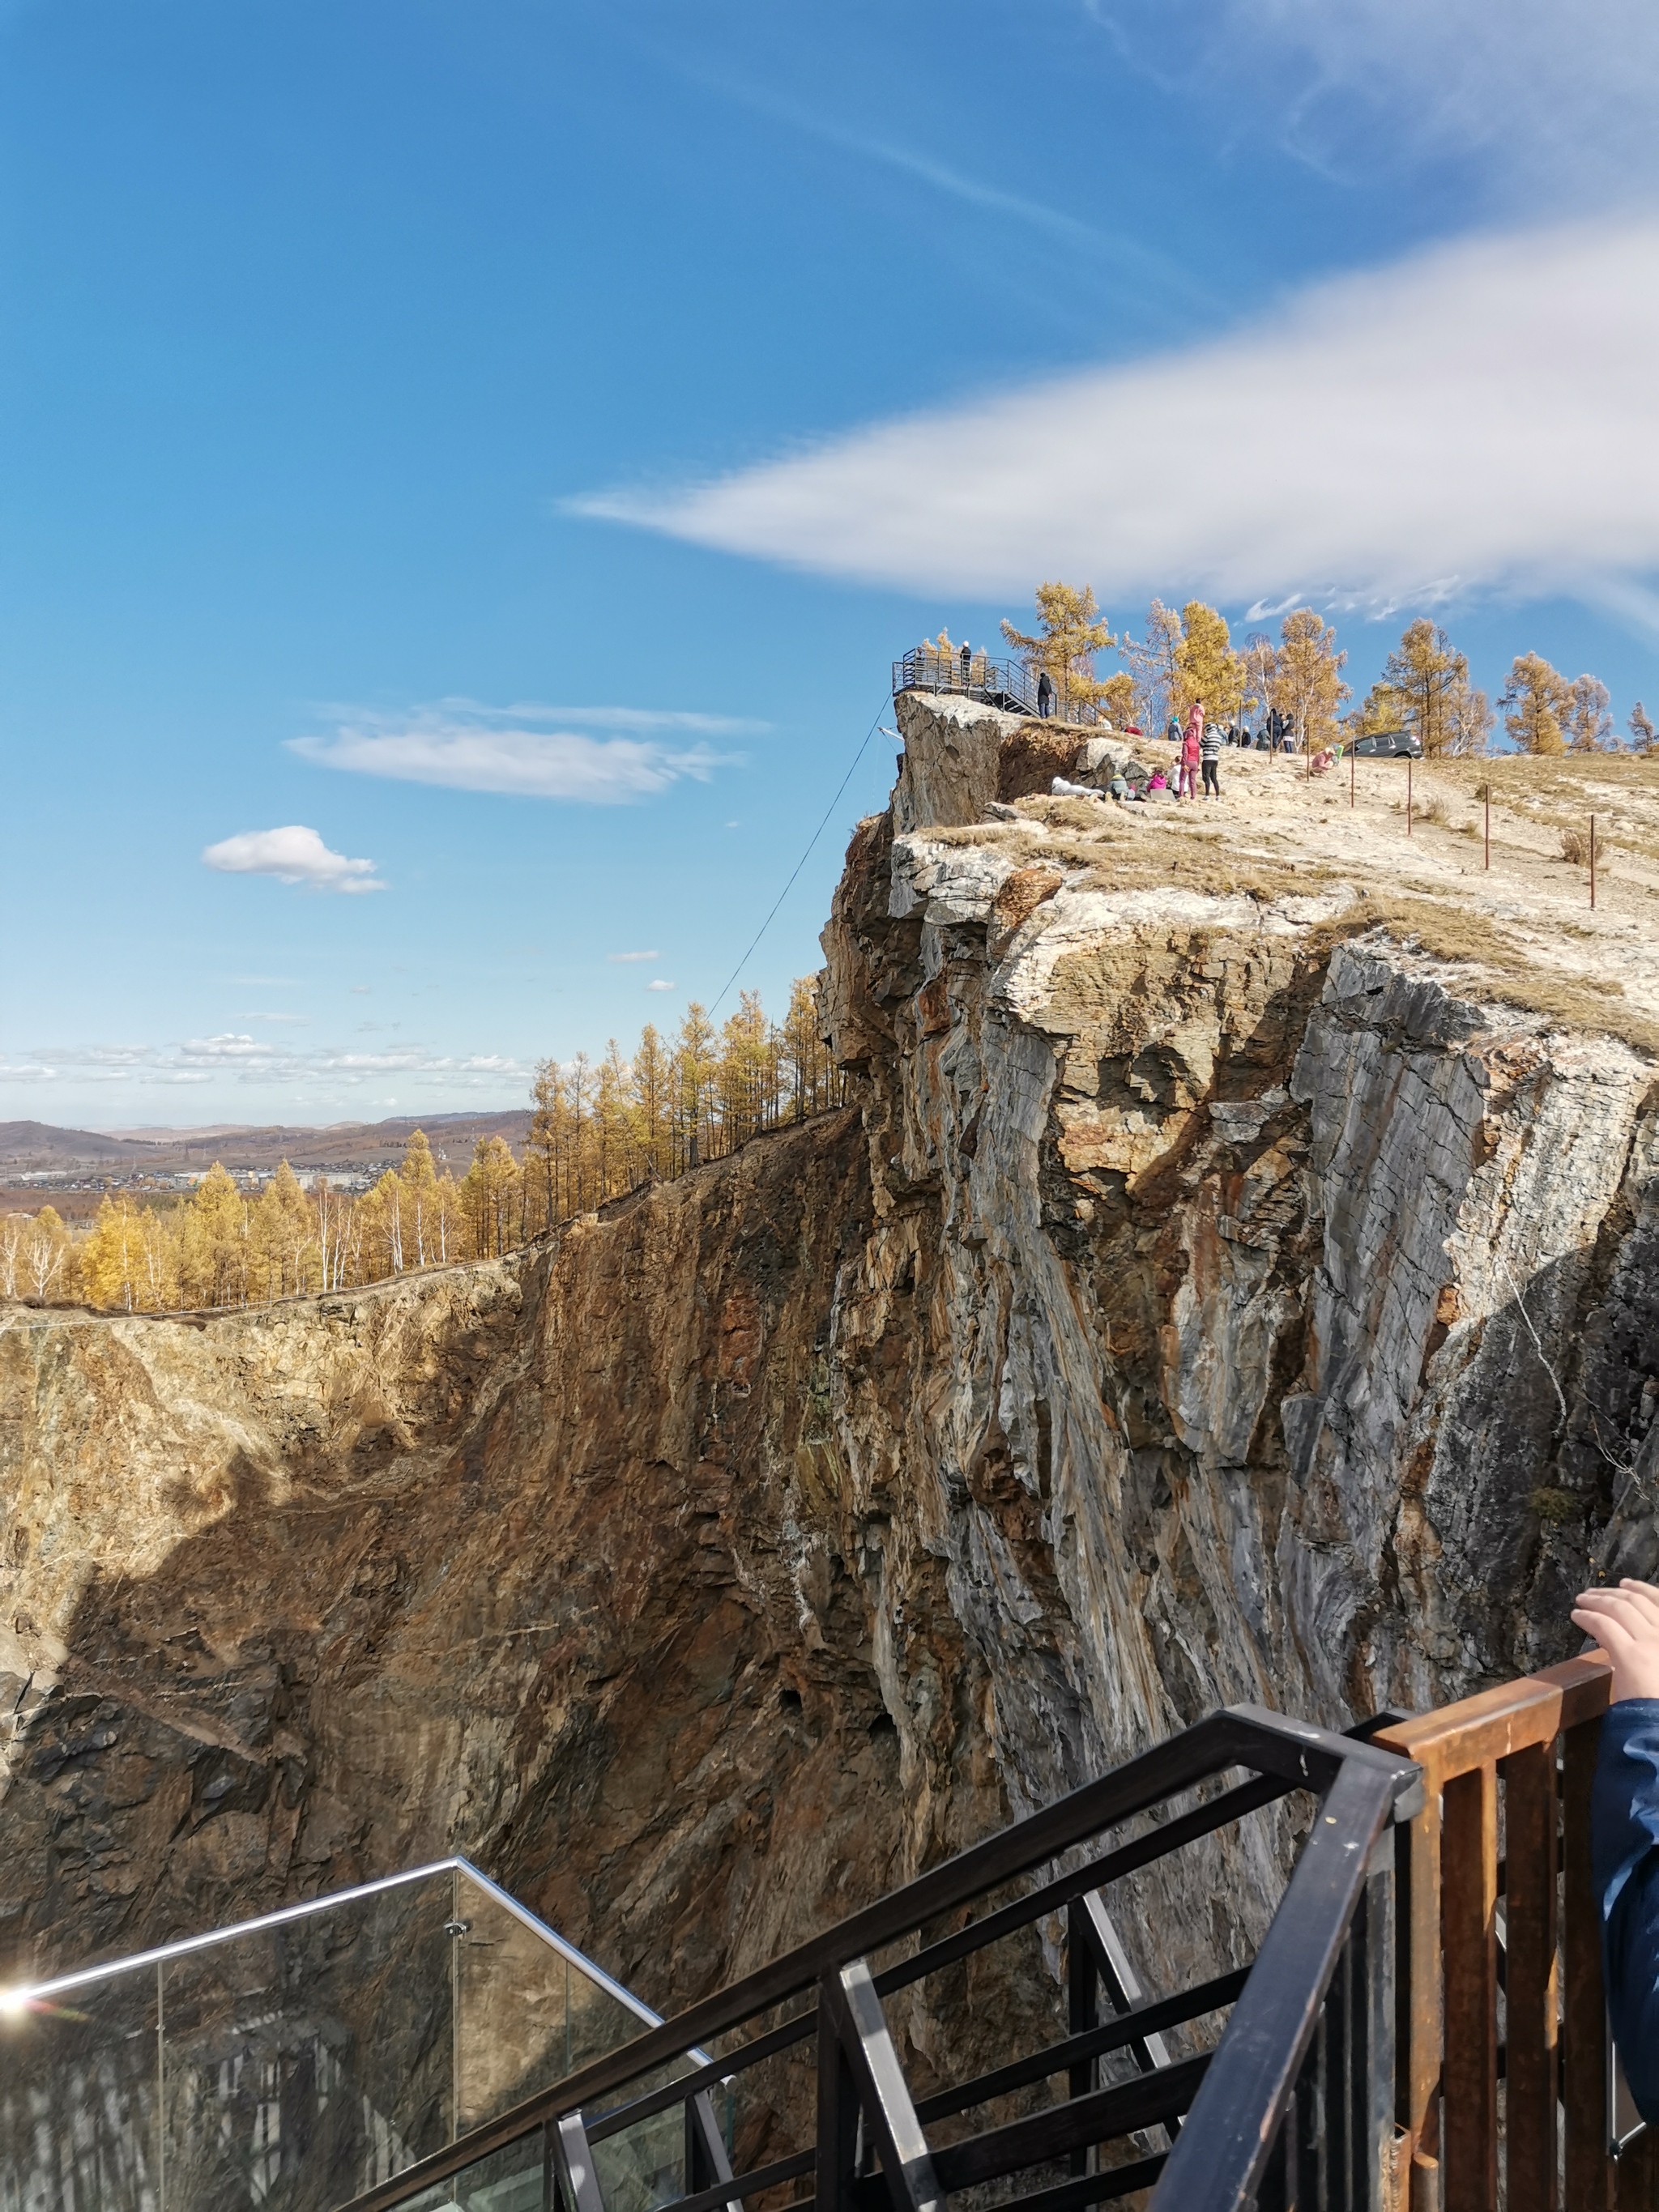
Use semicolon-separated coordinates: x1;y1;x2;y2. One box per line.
1151;701;1226;799
1162;707;1297;757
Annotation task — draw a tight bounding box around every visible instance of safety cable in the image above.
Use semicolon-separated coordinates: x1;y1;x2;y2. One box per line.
706;689;893;1017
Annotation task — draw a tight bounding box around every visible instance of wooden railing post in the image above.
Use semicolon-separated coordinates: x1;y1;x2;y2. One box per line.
1442;1760;1499;2210
1395;1781;1442;2210
1504;1738;1559;2210
1564;1711;1616;2212
1378;1655;1618;2212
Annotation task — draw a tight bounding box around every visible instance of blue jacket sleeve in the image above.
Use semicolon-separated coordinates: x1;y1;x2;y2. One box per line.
1594;1699;1659;2124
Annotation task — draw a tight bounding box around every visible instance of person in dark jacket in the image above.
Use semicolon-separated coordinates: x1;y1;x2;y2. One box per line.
1037;671;1054;718
1572;1576;1659;2121
1199;713;1224;797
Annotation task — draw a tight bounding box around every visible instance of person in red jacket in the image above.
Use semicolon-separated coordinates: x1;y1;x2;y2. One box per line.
1179;701;1203;799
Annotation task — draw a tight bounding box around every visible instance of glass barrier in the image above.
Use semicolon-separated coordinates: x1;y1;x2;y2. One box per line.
0;1952;159;2212
453;1870;644;2133
0;1862;655;2212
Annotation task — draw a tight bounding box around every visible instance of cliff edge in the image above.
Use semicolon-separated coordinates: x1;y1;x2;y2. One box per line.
2;688;1657;2026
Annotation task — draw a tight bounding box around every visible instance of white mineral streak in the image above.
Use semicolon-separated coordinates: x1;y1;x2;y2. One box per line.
4;684;1658;2054
819;690;1659;1989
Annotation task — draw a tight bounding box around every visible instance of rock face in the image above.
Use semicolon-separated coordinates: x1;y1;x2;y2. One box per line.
3;688;1657;2042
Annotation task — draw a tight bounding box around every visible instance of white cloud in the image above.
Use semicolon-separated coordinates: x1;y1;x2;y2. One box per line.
608;949;661;963
4;1035;531;1091
1090;0;1659;207
646;979;676;992
203;825;385;893
290;700;750;804
574;217;1659;620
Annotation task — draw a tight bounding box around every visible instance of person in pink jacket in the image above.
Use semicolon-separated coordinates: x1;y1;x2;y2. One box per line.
1178;702;1203;799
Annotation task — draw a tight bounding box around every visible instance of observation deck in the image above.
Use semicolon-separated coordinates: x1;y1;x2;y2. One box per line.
3;1663;1651;2210
892;650;1102;727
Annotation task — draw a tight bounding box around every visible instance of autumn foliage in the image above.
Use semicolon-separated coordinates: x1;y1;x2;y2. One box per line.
1000;583;1634;766
4;974;846;1315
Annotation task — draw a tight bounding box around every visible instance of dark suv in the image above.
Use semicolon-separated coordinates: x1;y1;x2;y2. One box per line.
1350;730;1422;759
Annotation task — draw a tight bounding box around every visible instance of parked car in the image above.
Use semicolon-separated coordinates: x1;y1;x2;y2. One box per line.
1350;730;1422;759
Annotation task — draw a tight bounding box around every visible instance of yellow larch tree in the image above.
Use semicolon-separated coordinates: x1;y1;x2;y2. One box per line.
1175;602;1244;725
359;1168;406;1276
1098;670;1137;730
253;1161;316;1299
1380;620;1481;757
1000;583;1115;711
595;1041;634;1203
463;1135;519;1252
629;1024;672;1178
717;991;774;1148
673;1003;718;1170
399;1129;441;1266
1500;653;1571;755
432;1169;464;1263
180;1165;249;1308
526;1060;569;1231
1269;609;1350;752
1565;675;1614;752
80;1197;148;1311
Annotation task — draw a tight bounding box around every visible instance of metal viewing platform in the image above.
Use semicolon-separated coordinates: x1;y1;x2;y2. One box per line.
893;648;1101;727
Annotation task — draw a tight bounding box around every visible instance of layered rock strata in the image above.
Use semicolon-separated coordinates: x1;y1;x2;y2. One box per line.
2;688;1656;2044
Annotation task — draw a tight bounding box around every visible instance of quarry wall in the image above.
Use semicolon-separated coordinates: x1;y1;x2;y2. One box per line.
2;688;1657;2035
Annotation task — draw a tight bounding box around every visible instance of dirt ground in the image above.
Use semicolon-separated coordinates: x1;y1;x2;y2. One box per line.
986;746;1659;1059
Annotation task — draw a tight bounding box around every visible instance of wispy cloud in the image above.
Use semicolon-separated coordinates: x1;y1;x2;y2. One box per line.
203;826;385;893
6;1035;530;1090
608;949;661;963
1087;0;1659;209
292;700;749;803
574;217;1659;622
646;979;676;993
631;63;1212;318
239;1012;311;1025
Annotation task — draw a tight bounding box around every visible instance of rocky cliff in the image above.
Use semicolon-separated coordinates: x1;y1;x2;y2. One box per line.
3;690;1657;2034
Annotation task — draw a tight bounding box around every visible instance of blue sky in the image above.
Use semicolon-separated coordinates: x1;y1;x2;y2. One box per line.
3;0;1657;1128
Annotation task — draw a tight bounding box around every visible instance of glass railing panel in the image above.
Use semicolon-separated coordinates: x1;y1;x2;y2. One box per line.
390;2125;546;2212
0;1963;159;2212
158;1869;453;2210
0;1860;660;2212
453;1871;650;2131
588;2091;687;2212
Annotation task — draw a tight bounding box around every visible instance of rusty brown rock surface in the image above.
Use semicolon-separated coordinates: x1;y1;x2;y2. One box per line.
4;688;1659;2051
0;1115;971;2013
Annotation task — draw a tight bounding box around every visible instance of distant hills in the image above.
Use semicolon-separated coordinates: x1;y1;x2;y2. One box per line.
0;1111;533;1176
0;1120;135;1162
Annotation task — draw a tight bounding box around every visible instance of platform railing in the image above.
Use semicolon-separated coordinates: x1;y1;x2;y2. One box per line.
0;1858;659;2212
893;650;1102;727
1375;1653;1659;2212
338;1708;1421;2212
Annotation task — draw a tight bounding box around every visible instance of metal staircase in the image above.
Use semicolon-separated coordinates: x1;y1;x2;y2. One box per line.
12;1661;1652;2210
338;1710;1422;2212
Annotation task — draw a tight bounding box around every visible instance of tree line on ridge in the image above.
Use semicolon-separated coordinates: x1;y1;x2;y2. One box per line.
928;585;1653;757
4;975;844;1314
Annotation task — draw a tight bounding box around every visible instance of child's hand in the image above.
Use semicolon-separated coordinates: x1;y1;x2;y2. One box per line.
1573;1580;1659;1703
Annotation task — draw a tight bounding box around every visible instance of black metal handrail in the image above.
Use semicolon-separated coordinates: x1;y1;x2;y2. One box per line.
893;649;1102;727
337;1707;1418;2212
